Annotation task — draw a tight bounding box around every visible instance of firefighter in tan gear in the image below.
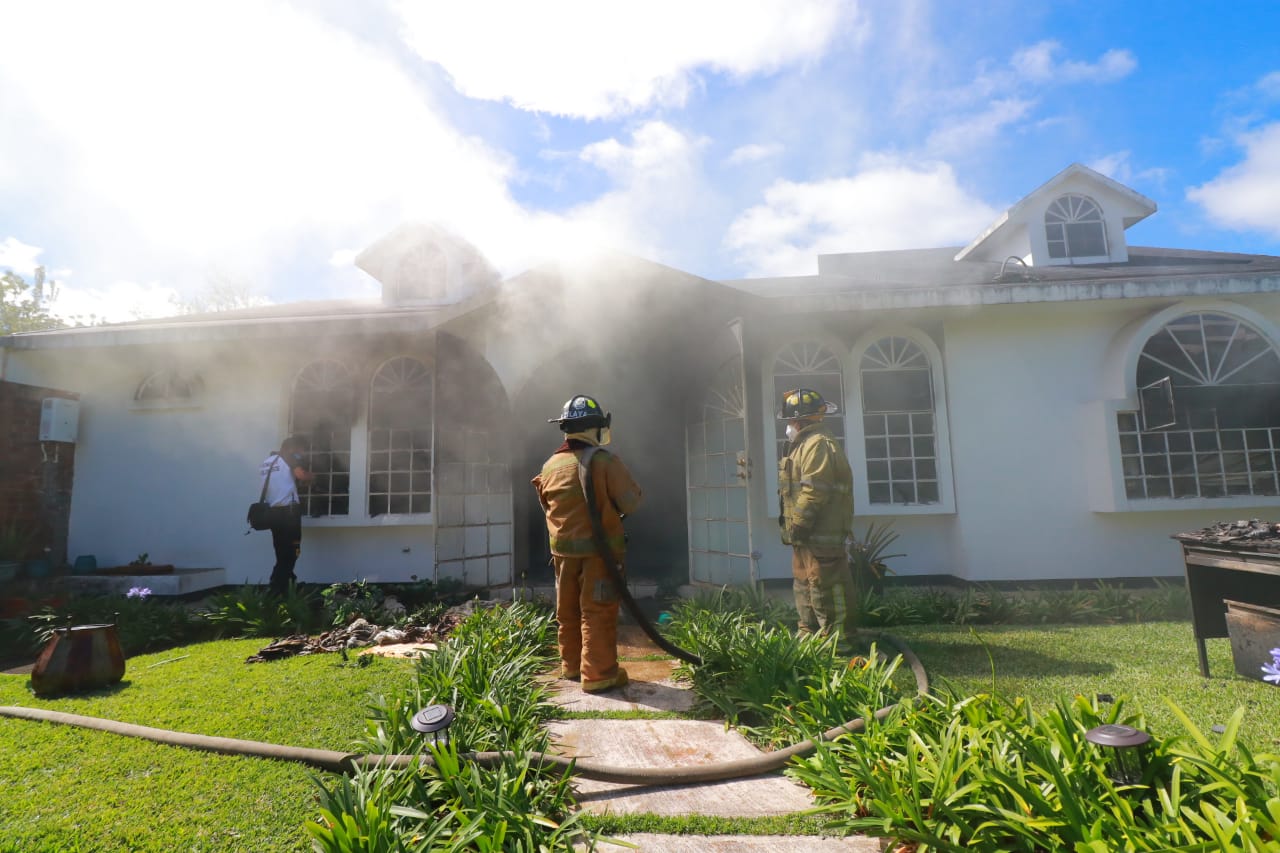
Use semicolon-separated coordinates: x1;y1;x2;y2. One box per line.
532;394;643;693
777;388;857;642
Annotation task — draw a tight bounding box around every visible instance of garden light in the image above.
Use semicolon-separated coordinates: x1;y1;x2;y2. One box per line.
1085;723;1151;785
411;704;456;748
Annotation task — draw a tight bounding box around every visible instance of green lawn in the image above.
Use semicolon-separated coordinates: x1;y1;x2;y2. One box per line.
1;621;1277;851
0;639;417;853
893;621;1280;749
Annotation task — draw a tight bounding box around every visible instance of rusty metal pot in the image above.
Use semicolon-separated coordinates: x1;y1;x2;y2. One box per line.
31;622;126;697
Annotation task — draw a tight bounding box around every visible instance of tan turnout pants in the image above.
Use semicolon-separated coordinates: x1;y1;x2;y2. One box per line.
552;554;622;688
791;545;858;641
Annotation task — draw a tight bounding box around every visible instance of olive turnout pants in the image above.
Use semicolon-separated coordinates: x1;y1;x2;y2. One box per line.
791;545;858;640
552;555;622;689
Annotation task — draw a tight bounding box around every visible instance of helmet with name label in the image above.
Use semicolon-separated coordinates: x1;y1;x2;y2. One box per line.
548;394;612;432
777;387;838;419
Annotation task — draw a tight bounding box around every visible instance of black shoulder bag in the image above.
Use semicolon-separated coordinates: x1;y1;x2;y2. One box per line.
246;455;279;532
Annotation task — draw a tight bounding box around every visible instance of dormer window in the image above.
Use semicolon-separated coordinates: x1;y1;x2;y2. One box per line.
394;243;448;303
1045;194;1107;260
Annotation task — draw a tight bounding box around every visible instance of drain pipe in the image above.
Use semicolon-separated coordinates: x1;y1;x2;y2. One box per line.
0;629;927;786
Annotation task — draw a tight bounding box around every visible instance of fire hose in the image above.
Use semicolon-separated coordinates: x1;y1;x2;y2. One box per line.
0;630;926;784
0;448;930;786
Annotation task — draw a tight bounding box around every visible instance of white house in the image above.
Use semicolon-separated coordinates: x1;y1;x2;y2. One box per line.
3;164;1279;592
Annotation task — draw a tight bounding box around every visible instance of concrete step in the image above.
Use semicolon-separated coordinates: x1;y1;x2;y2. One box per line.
56;567;226;597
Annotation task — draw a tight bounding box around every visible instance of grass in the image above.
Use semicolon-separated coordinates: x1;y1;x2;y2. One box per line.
0;639;417;853
2;619;1278;850
891;622;1280;750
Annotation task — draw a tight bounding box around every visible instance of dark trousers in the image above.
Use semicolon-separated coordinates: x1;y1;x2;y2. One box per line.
268;504;303;596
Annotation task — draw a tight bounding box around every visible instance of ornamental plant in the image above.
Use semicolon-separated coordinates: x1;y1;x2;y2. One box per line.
788;691;1280;852
1263;647;1280;684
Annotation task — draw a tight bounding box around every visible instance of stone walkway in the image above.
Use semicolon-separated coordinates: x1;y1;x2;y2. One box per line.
554;626;880;852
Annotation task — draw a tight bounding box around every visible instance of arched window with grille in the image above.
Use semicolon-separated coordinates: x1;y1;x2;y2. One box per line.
1045;194;1108;260
858;336;940;505
367;357;434;516
1119;312;1280;499
290;361;354;516
771;341;846;460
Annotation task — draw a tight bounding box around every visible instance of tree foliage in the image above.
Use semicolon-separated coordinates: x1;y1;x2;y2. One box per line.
1;266;64;335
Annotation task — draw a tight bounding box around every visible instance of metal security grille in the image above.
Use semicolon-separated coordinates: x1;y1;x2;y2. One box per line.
687;356;753;586
860;337;940;505
1119;411;1280;499
432;334;512;588
1123;312;1280;500
367;357;433;516
290;360;353;516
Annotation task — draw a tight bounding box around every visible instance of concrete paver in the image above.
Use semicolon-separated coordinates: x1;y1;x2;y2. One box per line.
547;718;814;817
553;622;885;851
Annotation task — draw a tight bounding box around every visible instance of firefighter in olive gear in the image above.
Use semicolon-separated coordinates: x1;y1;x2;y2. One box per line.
532;395;643;693
777;388;857;641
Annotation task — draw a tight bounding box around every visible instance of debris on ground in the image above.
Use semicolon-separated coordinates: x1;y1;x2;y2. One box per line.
245;599;494;663
1174;519;1280;549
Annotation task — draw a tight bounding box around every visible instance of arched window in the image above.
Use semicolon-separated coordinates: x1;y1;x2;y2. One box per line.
290;361;354;516
859;337;939;505
368;357;433;516
1119;312;1280;499
1045;194;1107;260
135;369;203;404
394;243;448;303
771;341;846;460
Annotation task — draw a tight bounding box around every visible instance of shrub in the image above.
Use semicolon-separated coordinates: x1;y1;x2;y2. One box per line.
322;580;386;627
789;691;1280;852
201;583;323;638
311;601;596;852
25;590;208;655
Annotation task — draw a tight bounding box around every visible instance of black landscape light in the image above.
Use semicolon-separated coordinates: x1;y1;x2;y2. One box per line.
411;704;456;748
1085;723;1151;785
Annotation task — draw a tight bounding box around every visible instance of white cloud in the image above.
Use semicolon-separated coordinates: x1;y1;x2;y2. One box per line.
0;1;540;303
559;121;717;263
726;143;784;166
0;237;44;276
49;279;181;325
1258;71;1280;101
724;159;998;276
925;97;1035;157
1089;150;1133;183
394;0;856;119
1187;122;1280;238
1011;41;1136;84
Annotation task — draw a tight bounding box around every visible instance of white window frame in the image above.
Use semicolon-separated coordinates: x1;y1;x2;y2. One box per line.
1043;193;1110;265
366;356;435;519
130;369;204;411
290;355;436;528
761;335;851;527
1088;300;1280;512
849;328;957;516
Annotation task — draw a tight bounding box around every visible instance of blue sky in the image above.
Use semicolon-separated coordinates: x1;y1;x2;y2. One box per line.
1;0;1279;322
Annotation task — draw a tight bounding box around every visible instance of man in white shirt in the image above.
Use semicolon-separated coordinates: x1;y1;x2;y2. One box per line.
259;436;313;596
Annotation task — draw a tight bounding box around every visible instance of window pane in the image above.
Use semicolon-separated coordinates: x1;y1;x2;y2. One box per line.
1066;222;1106;257
868;483;891;504
368;357;433;515
862;369;932;413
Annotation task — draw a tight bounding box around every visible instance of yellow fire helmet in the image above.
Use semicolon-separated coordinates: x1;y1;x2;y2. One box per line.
777;387;838;419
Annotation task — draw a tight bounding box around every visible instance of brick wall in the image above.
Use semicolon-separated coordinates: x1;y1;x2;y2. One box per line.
0;380;78;565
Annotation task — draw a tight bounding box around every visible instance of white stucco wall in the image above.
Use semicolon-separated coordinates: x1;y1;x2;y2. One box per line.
942;295;1280;582
5;338;439;585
